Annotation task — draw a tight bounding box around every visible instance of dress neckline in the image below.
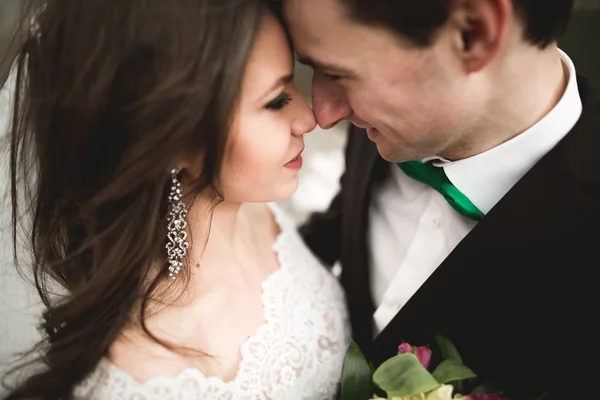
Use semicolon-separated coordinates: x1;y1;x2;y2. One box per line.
100;202;292;388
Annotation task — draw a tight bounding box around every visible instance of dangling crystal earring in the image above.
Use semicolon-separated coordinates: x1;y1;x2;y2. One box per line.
166;169;189;280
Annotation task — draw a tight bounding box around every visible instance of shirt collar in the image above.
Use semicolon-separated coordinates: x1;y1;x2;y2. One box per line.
429;49;583;215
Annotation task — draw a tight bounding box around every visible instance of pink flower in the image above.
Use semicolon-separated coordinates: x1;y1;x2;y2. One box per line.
397;341;432;369
466;394;509;400
398;342;413;354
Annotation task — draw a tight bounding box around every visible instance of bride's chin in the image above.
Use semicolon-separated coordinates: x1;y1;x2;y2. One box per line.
255;176;300;203
271;177;300;202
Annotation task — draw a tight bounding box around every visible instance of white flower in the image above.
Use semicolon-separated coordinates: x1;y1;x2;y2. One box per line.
370;384;467;400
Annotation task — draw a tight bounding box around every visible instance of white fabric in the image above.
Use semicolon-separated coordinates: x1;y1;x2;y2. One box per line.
75;203;350;400
369;49;582;335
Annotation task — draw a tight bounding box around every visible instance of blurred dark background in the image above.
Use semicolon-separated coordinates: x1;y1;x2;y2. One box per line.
561;0;600;90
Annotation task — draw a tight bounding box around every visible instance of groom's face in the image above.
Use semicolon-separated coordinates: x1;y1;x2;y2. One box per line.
283;0;481;162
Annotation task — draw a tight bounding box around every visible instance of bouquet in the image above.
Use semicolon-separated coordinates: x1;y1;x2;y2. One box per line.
339;335;509;400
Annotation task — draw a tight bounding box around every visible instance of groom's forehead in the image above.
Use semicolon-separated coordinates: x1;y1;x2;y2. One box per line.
283;0;351;34
284;0;403;70
283;0;370;51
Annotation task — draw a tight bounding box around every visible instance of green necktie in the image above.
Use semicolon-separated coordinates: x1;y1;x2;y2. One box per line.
397;161;484;221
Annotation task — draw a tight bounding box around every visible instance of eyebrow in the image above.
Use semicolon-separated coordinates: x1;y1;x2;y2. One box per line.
296;55;351;74
268;73;295;94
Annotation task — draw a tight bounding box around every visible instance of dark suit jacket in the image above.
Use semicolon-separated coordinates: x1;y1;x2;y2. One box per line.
301;76;600;400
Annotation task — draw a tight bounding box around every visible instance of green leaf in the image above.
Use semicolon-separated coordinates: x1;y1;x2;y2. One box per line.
435;335;463;363
373;353;441;397
340;340;373;400
432;360;477;384
368;360;376;374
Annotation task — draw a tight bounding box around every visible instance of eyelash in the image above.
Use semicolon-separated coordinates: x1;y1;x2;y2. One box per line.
265;92;292;111
324;73;342;82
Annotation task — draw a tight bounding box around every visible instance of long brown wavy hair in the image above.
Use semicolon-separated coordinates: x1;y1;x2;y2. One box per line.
4;0;268;398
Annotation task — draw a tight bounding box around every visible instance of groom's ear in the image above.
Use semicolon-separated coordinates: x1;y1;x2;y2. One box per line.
449;0;513;74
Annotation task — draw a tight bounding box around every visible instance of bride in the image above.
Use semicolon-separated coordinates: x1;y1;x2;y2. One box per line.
4;0;349;399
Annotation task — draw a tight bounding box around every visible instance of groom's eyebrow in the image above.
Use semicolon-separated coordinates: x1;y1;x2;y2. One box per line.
296;55;351;74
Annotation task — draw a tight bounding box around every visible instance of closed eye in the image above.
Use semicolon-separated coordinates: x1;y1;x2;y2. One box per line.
324;73;343;82
265;92;292;111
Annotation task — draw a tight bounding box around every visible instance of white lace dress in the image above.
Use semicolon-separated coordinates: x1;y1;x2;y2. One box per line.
74;203;350;400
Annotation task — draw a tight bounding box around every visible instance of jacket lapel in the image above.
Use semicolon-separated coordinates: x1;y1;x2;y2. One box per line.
340;127;387;350
369;76;600;366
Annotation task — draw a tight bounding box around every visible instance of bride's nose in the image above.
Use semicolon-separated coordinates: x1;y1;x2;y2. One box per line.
291;96;317;137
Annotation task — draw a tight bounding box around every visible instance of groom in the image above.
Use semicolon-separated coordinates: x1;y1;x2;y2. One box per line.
278;0;599;399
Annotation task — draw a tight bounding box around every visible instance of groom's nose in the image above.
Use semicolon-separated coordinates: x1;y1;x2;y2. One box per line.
311;72;352;130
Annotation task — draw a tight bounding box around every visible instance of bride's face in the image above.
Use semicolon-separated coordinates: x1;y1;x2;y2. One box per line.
220;11;316;203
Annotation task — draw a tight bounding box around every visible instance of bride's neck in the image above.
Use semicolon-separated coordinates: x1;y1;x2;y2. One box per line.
187;198;244;265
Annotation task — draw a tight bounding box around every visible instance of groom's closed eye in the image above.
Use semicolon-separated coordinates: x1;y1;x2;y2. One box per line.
322;73;343;82
295;55;353;81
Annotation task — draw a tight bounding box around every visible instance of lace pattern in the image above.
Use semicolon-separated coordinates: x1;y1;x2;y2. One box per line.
75;203;350;400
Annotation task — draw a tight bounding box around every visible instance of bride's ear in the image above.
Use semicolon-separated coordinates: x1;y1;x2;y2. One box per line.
449;0;513;74
175;154;205;184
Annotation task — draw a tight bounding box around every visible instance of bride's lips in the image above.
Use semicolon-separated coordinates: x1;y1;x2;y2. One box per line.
284;147;304;170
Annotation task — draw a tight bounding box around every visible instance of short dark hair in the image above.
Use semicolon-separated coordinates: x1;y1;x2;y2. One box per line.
341;0;575;48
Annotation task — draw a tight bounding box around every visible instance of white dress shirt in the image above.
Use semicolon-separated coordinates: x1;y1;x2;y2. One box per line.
368;49;583;335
